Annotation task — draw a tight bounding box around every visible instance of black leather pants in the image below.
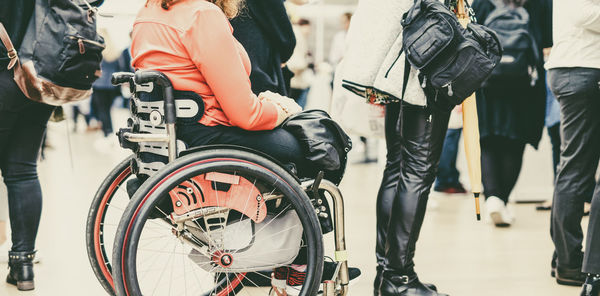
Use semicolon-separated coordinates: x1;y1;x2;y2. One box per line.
549;67;600;274
376;102;450;277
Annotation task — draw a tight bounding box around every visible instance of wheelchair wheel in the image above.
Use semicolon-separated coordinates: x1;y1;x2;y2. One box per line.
112;149;324;296
86;155;136;295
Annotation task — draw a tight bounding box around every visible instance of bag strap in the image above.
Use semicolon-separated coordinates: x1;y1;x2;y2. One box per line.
399;48;411;137
400;48;410;102
464;0;478;23
0;22;19;70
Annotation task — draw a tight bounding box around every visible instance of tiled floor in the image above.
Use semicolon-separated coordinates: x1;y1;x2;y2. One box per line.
0;114;586;295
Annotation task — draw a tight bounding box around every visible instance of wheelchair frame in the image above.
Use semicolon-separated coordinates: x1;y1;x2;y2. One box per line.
108;70;351;296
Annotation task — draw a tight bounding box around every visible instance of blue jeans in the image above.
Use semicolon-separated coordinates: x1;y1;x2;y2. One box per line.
0;70;54;252
434;128;462;189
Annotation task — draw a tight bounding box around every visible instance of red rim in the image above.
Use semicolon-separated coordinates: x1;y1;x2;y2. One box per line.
94;166;132;290
121;158;290;296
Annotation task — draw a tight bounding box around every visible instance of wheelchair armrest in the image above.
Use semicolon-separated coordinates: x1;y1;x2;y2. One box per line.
111;72;134;86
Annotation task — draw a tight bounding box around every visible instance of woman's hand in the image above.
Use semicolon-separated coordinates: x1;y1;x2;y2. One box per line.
259;91;302;126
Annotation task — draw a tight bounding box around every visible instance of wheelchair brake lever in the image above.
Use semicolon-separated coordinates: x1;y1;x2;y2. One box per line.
311;171;325;198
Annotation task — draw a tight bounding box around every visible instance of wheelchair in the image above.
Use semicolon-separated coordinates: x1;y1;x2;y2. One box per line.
86;70;352;296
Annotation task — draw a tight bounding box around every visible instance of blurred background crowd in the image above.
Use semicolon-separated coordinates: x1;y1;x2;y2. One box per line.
0;0;598;295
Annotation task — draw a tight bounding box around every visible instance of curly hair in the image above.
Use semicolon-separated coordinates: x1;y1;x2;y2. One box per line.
147;0;243;19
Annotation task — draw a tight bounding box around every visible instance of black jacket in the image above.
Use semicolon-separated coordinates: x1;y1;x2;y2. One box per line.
472;0;552;148
231;0;296;96
0;0;35;69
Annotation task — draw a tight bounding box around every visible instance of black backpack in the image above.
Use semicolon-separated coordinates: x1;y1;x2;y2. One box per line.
484;1;539;87
400;0;502;106
16;0;105;105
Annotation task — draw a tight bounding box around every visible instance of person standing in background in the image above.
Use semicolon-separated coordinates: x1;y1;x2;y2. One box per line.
328;12;352;67
230;0;303;96
472;0;552;227
91;29;122;150
546;0;600;292
288;18;314;108
91;58;121;150
434;106;467;194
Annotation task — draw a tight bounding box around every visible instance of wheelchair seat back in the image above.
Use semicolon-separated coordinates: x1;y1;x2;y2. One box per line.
118;75;205;178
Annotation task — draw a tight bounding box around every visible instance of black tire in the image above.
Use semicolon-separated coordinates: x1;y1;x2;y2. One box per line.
86;156;135;296
112;149;324;296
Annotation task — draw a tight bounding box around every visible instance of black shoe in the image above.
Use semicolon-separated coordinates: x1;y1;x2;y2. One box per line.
581;274;600;296
6;251;36;291
556;266;587;286
379;272;447;296
374;267;437;296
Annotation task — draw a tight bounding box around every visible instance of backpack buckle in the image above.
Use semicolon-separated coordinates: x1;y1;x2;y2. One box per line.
87;9;95;23
7;48;17;59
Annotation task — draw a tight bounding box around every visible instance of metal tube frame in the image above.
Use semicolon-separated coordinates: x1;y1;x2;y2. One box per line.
302;179;349;296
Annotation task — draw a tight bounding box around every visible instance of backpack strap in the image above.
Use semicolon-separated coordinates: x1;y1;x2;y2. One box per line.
0;23;19;70
399;47;411;137
400;47;410;103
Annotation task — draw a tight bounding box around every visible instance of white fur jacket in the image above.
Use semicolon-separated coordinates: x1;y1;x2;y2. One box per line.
337;0;427;106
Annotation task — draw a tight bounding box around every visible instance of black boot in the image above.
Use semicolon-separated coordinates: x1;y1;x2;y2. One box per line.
556;266;587;286
375;265;384;295
6;251;36;291
379;271;447;296
375;266;437;296
581;274;600;296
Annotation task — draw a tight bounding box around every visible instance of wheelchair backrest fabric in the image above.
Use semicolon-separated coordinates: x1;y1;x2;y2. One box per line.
126;81;205;178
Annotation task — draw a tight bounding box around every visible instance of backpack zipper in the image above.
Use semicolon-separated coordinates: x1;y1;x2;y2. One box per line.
443;82;454;97
68;36;105;54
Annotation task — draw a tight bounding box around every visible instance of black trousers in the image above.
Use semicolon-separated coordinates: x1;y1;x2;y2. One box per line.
549;67;600;274
91;88;119;137
480;136;526;204
177;123;308;173
0;70;54;252
376;102;450;276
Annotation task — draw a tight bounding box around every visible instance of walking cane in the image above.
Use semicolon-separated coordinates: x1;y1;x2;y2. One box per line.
455;0;483;221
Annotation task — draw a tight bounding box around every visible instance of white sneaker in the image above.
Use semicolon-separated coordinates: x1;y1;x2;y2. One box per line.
485;196;514;227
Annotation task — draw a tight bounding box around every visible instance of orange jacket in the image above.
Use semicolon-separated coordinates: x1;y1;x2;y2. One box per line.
131;0;278;131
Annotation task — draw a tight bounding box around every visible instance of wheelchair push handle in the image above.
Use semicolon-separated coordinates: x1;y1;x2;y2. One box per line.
111;72;134;86
134;70;177;125
134;70;178;161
